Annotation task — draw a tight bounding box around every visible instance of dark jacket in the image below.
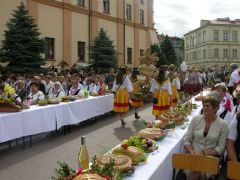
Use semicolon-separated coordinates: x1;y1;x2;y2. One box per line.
17;88;29;101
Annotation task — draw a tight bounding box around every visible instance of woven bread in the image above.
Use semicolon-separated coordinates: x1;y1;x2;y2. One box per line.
137;128;163;139
73;173;105;180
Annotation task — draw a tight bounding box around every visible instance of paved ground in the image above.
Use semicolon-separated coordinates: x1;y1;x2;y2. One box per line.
0;104;154;180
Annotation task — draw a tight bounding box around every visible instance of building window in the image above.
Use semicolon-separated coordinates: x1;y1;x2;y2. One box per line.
232;49;237;58
127;47;132;64
126;4;132;21
76;0;84;6
186;54;189;61
140;0;144;5
186;38;189;48
140;49;144;56
198;50;201;59
45;37;54;59
203;31;206;43
140;9;144;25
78;41;85;62
190;52;192;61
213;30;219;41
198;33;201;44
103;0;110;14
193;51;197;60
203;49;206;59
232;31;238;42
213;49;219;58
223;31;229;41
223;49;228;58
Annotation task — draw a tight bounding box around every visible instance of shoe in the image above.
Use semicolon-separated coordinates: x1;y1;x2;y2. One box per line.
120;119;126;126
135;112;140;119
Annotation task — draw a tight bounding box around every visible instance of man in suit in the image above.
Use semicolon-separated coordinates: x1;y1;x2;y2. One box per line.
16;80;29;101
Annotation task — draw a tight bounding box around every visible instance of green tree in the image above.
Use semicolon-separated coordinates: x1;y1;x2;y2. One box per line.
0;2;45;73
160;35;177;65
89;28;117;72
151;44;167;67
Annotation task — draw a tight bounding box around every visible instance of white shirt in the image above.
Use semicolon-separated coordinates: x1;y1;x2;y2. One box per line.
150;79;172;96
112;76;133;92
228;116;238;141
84;83;97;94
228;69;240;87
48;88;65;98
171;77;180;90
28;91;44;103
44;81;54;94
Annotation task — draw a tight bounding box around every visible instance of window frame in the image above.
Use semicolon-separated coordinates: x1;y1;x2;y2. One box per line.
213;30;219;41
213;48;219;58
45;37;55;60
76;0;84;7
223;49;228;58
126;4;132;21
140;9;144;25
223;31;229;41
232;31;238;42
127;47;132;64
77;41;85;62
232;49;237;58
103;0;110;14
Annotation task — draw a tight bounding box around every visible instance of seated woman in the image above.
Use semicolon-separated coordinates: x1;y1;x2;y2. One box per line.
28;82;45;105
183;95;228;179
48;81;65;99
67;79;84;96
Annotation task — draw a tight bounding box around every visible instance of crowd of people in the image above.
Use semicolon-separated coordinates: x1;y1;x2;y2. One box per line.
1;62;240;178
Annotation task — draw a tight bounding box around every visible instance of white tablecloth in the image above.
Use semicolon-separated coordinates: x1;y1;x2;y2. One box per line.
0;94;114;143
55;94;114;129
125;94;204;180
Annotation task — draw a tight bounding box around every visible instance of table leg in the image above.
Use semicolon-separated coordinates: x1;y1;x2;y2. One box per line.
29;135;32;147
22;137;25;150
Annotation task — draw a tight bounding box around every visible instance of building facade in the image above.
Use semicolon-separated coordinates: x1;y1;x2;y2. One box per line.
184;18;240;70
0;0;158;68
157;34;184;64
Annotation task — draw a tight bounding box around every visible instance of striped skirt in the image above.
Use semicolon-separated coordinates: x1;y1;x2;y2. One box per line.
131;98;143;108
152;90;170;116
113;88;129;113
171;86;179;107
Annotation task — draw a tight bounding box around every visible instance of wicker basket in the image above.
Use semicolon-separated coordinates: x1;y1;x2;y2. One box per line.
0;102;22;112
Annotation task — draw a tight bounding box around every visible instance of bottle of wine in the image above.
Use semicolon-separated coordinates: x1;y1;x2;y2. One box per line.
78;136;89;169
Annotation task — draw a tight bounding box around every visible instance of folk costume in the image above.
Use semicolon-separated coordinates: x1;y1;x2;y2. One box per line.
112;75;133;113
112;67;133;125
169;74;180;107
150;78;172;116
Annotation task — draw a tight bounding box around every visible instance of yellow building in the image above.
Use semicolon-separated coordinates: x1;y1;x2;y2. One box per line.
0;0;158;68
184;18;240;70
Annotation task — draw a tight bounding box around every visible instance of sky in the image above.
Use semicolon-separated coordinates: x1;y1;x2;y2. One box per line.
153;0;240;37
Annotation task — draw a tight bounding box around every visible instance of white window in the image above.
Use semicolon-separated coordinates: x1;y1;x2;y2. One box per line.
223;49;228;58
126;4;132;21
232;31;238;41
232;49;237;58
213;30;219;41
214;49;219;58
103;0;110;14
223;31;229;41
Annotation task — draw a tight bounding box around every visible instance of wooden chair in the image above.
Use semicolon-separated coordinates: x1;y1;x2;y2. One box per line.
227;161;240;180
172;153;220;180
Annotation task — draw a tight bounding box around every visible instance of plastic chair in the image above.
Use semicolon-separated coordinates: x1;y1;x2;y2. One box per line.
227;161;240;180
172;153;220;180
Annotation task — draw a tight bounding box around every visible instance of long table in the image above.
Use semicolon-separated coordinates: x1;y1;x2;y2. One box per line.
125;94;204;180
0;94;114;143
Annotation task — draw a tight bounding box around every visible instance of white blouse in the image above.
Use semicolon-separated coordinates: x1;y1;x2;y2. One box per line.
28;91;44;103
112;75;133;93
150;79;172;96
171;77;181;90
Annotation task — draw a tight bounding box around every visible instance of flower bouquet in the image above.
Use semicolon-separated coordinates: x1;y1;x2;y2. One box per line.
0;84;21;112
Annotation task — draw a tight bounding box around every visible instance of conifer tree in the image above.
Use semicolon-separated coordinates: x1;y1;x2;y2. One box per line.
0;2;45;73
160;35;177;65
89;28;117;72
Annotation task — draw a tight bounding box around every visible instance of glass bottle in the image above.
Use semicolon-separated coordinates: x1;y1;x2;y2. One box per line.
78;136;89;169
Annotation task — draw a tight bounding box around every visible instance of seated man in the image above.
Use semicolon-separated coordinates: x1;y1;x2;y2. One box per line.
227;113;240;162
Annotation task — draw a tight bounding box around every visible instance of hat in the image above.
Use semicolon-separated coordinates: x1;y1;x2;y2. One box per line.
169;64;175;69
233;85;240;98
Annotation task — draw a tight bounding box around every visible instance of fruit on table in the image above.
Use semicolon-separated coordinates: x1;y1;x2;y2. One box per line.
38;100;48;106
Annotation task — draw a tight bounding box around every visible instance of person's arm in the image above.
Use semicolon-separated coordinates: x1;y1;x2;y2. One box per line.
226;139;238;161
212;120;229;156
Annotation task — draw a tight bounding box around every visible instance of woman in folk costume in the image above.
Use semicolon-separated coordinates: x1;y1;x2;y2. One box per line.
150;68;172;118
112;67;133;125
168;75;180;108
130;68;144;119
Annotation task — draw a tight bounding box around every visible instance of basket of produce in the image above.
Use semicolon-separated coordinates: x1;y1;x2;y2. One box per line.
0;102;21;112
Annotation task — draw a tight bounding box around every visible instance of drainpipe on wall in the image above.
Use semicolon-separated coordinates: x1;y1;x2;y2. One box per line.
123;0;126;65
88;0;92;63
